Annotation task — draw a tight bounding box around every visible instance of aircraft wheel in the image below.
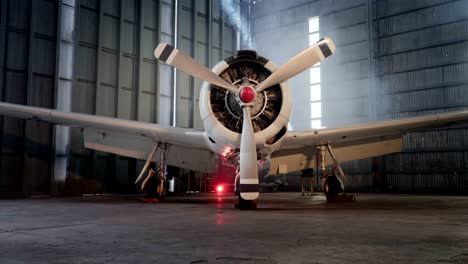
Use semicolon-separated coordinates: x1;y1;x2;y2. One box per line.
236;195;257;210
323;176;343;202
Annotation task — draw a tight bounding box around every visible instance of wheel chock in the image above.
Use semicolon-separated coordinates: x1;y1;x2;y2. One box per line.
142;197;160;203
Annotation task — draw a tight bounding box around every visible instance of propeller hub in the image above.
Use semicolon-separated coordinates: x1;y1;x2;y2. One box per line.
239;86;256;103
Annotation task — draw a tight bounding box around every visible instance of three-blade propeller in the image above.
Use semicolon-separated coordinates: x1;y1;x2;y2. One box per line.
154;37;336;200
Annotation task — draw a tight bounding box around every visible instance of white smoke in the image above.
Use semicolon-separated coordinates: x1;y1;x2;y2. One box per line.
222;0;256;49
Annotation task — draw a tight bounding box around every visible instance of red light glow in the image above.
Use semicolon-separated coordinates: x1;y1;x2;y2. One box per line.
221;145;232;157
216;185;224;193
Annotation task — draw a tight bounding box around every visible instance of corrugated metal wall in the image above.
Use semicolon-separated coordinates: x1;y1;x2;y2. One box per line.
252;0;468;193
69;0;164;194
252;0;310;130
0;0;240;197
0;0;58;196
175;0;239;129
252;0;373;131
375;0;468;193
320;0;373;127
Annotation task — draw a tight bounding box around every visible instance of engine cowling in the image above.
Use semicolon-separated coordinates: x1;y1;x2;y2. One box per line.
200;50;291;158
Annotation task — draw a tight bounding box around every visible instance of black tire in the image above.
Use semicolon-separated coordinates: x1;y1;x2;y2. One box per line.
323;176;343;202
237;195;257;210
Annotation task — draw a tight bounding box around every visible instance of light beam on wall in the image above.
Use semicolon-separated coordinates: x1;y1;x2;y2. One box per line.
309;16;323;129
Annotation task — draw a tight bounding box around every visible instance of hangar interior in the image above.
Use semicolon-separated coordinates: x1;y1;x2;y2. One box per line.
0;0;467;197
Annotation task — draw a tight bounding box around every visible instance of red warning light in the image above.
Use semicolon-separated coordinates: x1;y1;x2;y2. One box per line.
216;185;224;193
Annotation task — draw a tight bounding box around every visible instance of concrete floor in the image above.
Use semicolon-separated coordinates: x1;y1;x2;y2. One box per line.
1;193;468;264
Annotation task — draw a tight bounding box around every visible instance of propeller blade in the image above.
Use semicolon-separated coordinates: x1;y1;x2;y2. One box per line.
154;43;238;93
135;144;159;184
255;37;336;92
239;106;259;200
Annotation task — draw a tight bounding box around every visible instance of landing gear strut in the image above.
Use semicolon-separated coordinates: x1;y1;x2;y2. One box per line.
135;143;168;203
318;145;355;202
156;145;168;202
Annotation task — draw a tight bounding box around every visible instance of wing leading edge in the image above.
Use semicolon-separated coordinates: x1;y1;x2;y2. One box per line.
283;110;468;148
270;110;468;175
0;102;207;149
0;102;220;173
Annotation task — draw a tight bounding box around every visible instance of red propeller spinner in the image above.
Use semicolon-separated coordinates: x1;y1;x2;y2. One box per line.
239;86;255;103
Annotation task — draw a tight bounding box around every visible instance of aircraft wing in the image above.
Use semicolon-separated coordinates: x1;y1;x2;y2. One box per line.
269;110;468;175
0;102;218;173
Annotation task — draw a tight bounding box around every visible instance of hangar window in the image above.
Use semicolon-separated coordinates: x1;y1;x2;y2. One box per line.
309;16;322;129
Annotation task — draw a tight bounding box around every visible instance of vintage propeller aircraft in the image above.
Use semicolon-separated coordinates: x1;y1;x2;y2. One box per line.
1;37;468;209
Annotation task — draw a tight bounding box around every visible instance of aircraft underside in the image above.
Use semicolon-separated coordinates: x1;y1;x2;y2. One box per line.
134;141;352;210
